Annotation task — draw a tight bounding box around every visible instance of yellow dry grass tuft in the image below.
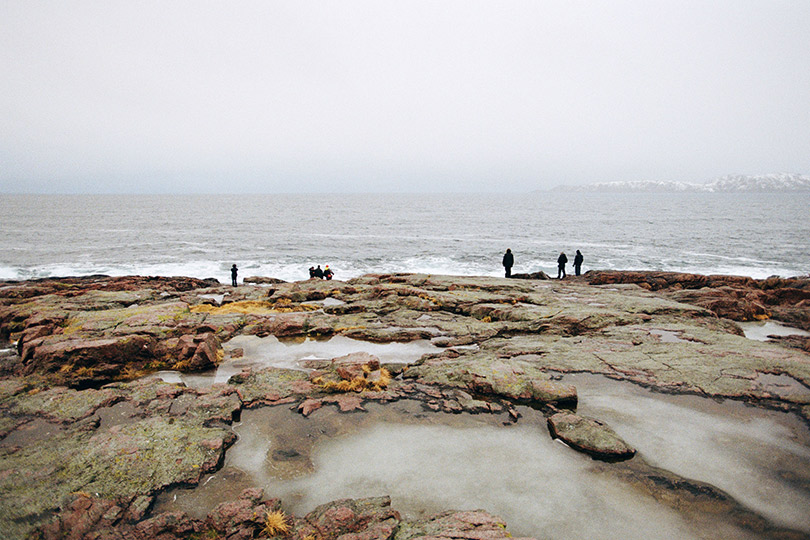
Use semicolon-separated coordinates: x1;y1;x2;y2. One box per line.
318;366;391;393
261;509;290;537
190;300;318;315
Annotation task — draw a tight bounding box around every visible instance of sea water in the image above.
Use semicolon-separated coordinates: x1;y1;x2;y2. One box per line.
1;192;808;282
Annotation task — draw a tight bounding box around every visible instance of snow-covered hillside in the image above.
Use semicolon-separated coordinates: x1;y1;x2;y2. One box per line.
552;173;810;192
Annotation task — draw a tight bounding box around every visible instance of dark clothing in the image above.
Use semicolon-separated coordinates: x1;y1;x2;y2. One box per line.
573;251;584;276
502;250;514;278
324;268;333;280
231;265;238;286
557;253;567;279
314;266;324;279
309;267;316;278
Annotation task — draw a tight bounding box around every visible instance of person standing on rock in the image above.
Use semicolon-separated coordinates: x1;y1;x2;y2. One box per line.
573;250;584;276
324;265;334;280
557;252;567;279
231;264;238;286
314;265;324;279
502;249;514;278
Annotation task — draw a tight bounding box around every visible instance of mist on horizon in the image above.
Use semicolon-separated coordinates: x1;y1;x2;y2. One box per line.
1;1;809;194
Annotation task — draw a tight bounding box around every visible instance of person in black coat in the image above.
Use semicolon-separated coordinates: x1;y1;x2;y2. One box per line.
557;252;567;279
502;248;514;278
231;264;238;286
573;250;584;276
314;265;324;279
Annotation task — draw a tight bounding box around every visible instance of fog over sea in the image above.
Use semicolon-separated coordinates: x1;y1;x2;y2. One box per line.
1;193;808;284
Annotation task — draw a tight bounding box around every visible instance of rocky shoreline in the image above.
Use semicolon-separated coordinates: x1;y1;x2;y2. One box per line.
1;270;809;539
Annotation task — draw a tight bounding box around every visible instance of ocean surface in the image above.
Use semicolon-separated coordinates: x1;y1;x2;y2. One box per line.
1;193;808;283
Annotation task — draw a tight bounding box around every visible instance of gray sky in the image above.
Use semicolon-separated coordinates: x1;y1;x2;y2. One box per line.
2;1;809;193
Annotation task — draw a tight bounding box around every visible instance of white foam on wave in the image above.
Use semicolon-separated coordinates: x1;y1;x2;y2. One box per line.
1;256;805;284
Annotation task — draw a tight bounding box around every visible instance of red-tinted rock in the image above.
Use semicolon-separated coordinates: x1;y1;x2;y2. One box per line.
206;488;281;534
299;398;323;417
587;271;810;328
293;496;400;540
333;352;380;380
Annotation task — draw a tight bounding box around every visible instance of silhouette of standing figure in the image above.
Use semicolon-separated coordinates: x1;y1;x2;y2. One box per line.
231;264;238;286
557;252;567;279
502;249;514;278
324;265;333;280
573;250;584;276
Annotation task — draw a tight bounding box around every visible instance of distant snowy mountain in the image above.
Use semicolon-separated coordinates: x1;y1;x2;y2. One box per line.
707;174;810;192
551;173;810;193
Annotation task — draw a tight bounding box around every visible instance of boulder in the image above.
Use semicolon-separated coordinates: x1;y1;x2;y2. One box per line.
156;332;222;372
511;271;550;280
547;411;636;460
21;335;156;387
333;352;381;380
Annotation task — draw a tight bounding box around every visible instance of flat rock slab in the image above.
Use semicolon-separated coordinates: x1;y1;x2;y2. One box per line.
547;411;636;461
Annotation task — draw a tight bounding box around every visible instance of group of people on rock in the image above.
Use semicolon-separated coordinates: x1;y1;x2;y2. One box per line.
308;265;334;280
502;249;584;279
233;249;582;286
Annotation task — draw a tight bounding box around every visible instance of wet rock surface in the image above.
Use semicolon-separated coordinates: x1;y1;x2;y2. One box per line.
1;271;809;538
547;411;636;460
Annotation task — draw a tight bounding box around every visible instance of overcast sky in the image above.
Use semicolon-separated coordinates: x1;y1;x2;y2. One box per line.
1;1;809;193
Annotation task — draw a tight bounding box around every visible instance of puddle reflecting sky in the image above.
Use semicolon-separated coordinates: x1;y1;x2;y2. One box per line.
151;335;439;388
737;321;810;341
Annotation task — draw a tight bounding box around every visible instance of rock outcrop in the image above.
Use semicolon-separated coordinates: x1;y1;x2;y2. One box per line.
587;270;810;330
1;271;809;539
36;492;534;540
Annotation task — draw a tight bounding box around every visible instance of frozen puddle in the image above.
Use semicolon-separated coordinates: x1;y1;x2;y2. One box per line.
150;335;439;388
737;321;810;341
155;379;810;539
198;293;225;305
567;374;810;535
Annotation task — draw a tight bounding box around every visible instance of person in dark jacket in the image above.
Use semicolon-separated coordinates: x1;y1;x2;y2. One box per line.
231;264;238;286
324;265;334;280
573;250;584;276
314;265;324;279
309;266;316;278
502;248;514;278
557;252;567;279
